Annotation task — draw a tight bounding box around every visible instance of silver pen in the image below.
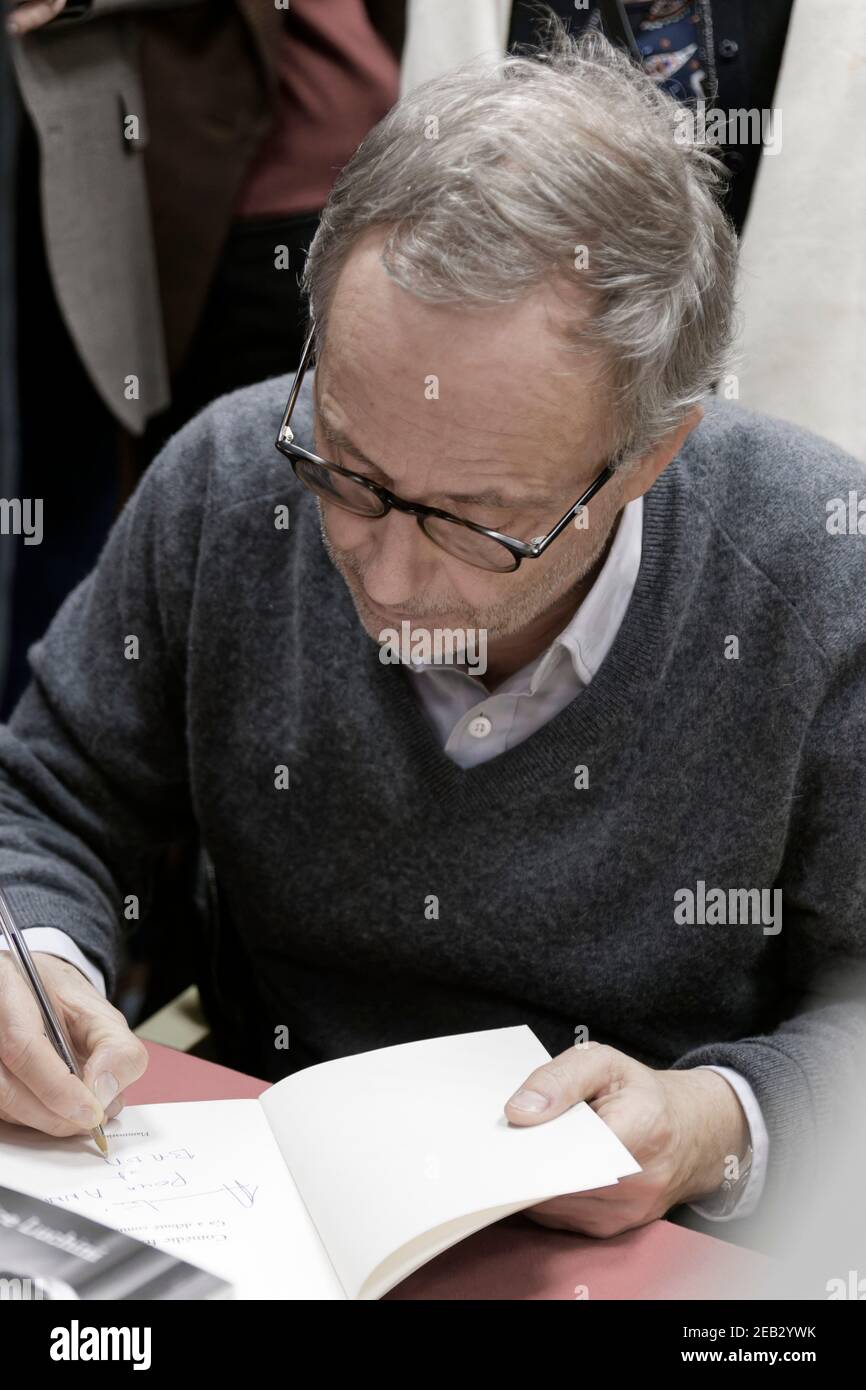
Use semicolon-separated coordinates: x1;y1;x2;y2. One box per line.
0;887;108;1156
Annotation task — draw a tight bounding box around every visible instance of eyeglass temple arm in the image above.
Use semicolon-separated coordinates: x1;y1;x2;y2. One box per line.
278;323;317;446
530;464;616;556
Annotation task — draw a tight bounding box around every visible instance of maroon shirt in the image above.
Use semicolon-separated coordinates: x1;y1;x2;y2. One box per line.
235;0;401;218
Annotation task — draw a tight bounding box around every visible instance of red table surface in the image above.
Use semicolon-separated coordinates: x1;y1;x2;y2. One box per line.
126;1040;771;1301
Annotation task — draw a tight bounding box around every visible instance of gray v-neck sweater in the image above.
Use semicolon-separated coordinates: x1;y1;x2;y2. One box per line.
1;372;865;1232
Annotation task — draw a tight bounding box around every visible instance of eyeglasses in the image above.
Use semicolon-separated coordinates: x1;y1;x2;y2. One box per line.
274;323;618;574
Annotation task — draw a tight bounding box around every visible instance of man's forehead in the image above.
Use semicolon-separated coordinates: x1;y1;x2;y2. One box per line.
334;243;597;357
322;247;614;464
314;371;599;490
317;328;607;477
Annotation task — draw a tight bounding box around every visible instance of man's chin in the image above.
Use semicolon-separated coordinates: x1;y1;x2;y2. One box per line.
356;605;438;645
344;584;473;646
324;527;480;641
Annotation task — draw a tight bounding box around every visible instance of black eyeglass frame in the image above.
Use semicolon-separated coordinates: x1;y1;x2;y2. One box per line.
274;323;619;573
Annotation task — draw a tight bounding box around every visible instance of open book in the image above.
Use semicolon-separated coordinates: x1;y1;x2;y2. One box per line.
0;1026;640;1299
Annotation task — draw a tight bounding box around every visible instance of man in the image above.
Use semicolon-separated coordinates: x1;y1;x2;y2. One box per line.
0;26;864;1250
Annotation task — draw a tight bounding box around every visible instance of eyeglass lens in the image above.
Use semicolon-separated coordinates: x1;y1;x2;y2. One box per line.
294;456;519;571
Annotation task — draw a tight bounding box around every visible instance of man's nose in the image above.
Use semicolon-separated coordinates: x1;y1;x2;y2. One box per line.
361;506;435;609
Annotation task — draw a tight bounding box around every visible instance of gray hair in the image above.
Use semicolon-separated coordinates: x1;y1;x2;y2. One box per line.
302;17;739;468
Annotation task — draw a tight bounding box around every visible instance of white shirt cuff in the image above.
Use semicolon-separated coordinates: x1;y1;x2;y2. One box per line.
0;927;107;997
687;1064;769;1220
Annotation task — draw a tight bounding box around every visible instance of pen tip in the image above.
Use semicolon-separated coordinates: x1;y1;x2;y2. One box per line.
94;1127;108;1157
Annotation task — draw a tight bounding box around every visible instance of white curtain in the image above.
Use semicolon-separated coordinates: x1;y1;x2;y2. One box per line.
400;0;512;96
723;0;866;461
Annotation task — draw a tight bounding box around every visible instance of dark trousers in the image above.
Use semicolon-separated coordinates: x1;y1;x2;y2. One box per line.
138;209;320;465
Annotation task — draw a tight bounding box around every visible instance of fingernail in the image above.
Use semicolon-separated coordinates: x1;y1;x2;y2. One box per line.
507;1089;550;1113
94;1073;119;1107
71;1103;102;1127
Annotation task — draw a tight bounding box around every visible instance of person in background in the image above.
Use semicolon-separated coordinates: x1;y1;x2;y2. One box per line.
3;0;404;719
139;0;403;459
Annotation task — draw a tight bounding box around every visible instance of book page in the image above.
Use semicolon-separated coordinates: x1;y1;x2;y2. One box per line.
0;1099;345;1300
261;1026;640;1300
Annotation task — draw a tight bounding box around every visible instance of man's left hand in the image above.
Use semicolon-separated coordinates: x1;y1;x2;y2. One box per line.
505;1040;750;1237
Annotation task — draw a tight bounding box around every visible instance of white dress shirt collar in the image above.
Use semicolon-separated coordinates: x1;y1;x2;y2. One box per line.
408;493;643;693
527;493;644;689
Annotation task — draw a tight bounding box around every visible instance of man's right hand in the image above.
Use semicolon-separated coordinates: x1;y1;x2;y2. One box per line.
0;950;148;1137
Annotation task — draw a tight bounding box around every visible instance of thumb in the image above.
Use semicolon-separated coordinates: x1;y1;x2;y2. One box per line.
504;1042;620;1126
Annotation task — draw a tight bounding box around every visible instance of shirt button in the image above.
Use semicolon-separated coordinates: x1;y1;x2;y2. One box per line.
719;38;739;60
467;714;493;739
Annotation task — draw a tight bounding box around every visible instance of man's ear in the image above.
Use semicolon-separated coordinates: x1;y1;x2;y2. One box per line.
619;404;705;505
